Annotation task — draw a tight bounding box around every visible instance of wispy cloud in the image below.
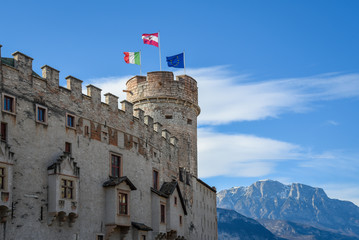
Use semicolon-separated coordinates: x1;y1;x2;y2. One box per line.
179;66;359;125
326;120;339;126
86;66;359;125
198;127;303;178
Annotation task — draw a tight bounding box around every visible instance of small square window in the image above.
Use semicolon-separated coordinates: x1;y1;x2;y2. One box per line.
111;154;121;178
118;192;128;215
96;234;104;240
2;94;15;114
36;105;48;124
66;113;75;128
1;122;7;142
187;119;192;125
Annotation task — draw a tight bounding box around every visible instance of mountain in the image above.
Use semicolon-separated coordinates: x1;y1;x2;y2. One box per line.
217;180;359;238
217;208;286;240
259;219;359;240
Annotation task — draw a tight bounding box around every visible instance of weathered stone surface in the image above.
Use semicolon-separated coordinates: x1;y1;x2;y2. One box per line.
0;48;217;240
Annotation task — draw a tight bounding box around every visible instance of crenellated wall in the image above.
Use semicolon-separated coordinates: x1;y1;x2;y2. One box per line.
126;72;200;178
0;46;217;240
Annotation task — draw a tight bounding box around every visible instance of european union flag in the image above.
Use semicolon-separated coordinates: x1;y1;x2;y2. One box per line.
166;53;184;68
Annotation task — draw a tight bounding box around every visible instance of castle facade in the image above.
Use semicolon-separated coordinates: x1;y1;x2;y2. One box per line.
0;45;217;240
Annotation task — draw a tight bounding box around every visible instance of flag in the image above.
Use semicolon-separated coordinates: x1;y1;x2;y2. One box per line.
124;52;140;65
166;53;184;68
142;33;159;47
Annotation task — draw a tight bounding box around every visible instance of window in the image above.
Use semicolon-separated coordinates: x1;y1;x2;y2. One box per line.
179;168;184;182
0;167;5;190
179;215;183;225
96;235;104;240
84;125;89;136
187;119;192;125
174;196;177;206
2;94;15;114
36;105;47;124
66;113;75;128
153;169;159;190
165;115;172;119
111;154;121;178
160;204;165;223
1;123;7;142
61;179;74;199
65;142;72;154
141;235;146;240
118;192;128;215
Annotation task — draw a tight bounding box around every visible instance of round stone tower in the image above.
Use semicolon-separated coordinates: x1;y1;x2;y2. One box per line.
126;71;200;177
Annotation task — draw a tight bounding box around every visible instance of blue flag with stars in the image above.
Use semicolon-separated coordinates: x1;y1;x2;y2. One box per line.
166;53;184;68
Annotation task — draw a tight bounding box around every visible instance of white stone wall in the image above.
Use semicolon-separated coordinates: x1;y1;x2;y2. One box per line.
0;48;217;240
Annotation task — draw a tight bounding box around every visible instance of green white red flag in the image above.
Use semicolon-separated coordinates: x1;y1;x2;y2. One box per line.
123;52;140;65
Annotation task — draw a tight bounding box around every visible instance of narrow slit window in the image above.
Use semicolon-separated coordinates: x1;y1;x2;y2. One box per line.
165;115;172;119
0;167;5;190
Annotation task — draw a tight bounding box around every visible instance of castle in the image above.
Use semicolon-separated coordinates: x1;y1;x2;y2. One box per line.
0;45;218;240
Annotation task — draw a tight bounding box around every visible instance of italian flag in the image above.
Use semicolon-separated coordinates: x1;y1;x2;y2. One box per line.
123;52;140;65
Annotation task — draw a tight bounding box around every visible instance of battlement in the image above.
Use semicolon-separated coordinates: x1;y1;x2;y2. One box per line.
0;47;180;149
126;71;199;114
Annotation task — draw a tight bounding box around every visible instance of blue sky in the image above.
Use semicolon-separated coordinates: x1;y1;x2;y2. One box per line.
1;0;359;204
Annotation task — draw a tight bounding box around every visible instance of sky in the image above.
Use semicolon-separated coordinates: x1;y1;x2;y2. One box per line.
1;0;359;205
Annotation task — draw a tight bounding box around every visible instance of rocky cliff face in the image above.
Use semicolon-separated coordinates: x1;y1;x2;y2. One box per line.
217;180;359;237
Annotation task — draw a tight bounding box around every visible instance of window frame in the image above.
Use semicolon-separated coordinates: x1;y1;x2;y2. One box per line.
65;142;72;154
95;234;104;240
0;167;6;190
110;153;122;178
60;178;75;200
1;122;7;142
35;104;48;125
118;191;129;216
2;93;16;115
66;113;76;129
179;215;183;226
160;203;166;224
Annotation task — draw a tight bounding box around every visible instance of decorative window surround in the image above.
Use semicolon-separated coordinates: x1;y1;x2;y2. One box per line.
2;93;16;115
35;104;48;125
47;153;80;226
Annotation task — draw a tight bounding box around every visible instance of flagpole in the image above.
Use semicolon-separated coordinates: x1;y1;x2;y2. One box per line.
183;50;186;75
158;31;162;71
140;50;142;76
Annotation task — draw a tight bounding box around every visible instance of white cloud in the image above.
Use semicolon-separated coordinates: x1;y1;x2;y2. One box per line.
180;66;359;125
198;127;302;178
323;184;359;206
326;120;339;126
84;75;132;101
86;66;359;125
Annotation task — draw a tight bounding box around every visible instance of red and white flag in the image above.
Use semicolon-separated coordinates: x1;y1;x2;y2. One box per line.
142;33;159;47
